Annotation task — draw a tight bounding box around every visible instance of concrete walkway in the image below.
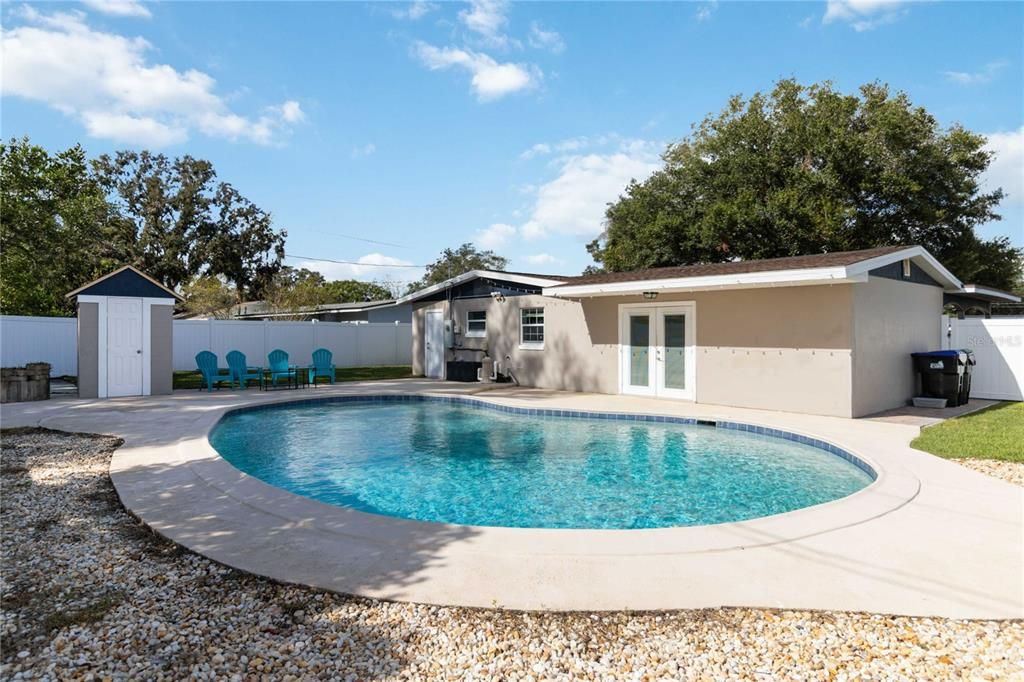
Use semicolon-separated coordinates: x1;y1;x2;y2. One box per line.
2;380;1021;619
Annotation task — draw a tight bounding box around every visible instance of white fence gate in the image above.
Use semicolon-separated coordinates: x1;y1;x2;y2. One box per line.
0;316;79;376
943;317;1024;401
1;316;412;377
171;319;412;370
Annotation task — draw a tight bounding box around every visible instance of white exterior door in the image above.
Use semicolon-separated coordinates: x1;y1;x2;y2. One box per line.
424;311;444;379
620;303;695;400
107;298;143;397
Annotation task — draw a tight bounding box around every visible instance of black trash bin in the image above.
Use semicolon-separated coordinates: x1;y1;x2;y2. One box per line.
958;348;976;406
912;350;965;406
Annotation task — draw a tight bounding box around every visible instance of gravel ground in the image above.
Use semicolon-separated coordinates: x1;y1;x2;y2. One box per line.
2;429;1022;681
954;458;1024;487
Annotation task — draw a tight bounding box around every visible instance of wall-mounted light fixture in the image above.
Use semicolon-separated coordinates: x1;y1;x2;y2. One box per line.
642;291;658;300
490;291;506;303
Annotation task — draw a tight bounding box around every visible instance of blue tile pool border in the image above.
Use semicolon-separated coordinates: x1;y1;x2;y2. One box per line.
219;394;877;481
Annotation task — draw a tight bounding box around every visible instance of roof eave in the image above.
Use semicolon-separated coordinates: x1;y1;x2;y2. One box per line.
396;270;567;304
958;285;1022;303
544;267;862;298
844;246;962;291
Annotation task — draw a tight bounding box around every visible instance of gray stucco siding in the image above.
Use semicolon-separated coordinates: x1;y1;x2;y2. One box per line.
77;302;99;399
150;303;174;395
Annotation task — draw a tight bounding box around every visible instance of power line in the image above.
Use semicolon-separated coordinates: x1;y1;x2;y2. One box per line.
301;229;410;250
285;253;428;268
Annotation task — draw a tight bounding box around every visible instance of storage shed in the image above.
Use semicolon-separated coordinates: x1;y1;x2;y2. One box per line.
66;266;181;398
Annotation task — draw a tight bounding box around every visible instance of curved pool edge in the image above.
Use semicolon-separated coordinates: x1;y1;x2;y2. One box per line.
101;384;1024;617
192;393;910;556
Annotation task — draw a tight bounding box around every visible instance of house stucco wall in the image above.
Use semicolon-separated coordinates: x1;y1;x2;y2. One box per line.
851;276;942;417
77;302;99;399
150;303;174;395
416;284;858;417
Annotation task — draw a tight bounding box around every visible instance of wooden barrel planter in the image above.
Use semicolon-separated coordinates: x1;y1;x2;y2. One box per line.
1;363;51;403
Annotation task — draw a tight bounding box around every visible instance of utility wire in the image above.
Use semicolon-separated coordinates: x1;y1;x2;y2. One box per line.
301;229;410;249
285;253;428;268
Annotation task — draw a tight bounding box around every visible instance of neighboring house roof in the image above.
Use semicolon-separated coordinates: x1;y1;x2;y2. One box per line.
544;246;963;298
955;284;1022;303
66;265;183;301
232;299;404;319
396;270;567;304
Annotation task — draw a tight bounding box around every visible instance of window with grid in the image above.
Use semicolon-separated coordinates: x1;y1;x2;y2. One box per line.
466;310;486;337
520;307;545;346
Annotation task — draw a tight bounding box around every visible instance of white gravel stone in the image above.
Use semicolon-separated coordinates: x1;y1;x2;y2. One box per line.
2;428;1022;680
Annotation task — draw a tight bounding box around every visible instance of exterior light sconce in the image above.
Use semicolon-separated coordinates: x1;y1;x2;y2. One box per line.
642;291;658;300
490;291;506;303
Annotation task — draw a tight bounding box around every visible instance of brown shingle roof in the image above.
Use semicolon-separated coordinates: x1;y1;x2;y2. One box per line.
551;246;912;288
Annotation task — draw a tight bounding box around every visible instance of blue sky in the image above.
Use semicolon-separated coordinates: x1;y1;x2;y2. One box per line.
3;0;1022;290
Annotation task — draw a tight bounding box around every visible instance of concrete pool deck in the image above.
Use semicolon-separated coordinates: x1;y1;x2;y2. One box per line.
2;380;1021;619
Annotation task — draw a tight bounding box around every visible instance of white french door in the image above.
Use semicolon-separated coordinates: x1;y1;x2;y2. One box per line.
619;303;695;400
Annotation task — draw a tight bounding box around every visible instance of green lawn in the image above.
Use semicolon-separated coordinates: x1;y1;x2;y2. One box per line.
911;402;1024;462
173;365;413;390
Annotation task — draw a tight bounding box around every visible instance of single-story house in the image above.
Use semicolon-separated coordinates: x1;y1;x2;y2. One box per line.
400;245;977;418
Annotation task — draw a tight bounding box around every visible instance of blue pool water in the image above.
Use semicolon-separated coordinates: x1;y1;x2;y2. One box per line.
210;399;874;529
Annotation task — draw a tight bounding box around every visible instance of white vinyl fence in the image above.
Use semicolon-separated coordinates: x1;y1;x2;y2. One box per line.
942;316;1024;401
1;316;412;377
171;319;412;370
0;316;79;376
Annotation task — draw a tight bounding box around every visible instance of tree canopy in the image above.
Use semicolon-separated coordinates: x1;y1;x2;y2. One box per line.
0;140;117;316
1;138;287;316
406;243;508;294
589;80;1021;290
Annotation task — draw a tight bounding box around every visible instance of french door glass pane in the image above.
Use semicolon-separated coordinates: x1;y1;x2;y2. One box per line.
629;315;650;387
663;314;686;390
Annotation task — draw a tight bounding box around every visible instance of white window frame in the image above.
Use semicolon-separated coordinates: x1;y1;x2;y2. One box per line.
465;310;487;338
519;307;545;350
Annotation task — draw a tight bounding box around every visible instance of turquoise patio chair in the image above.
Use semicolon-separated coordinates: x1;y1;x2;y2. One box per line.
266;349;297;388
226;350;263;390
195;351;230;392
308;348;336;386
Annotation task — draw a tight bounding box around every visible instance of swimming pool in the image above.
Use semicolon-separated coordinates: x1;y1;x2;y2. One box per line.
210;397;875;529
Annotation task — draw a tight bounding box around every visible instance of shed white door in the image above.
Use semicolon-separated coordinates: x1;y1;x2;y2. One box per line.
107;298;143;397
424;311;444;379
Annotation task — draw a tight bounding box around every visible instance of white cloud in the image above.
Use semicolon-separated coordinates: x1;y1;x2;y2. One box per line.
822;0;908;31
81;0;151;18
0;9;302;147
351;143;376;159
520;141;662;240
528;22;565;54
943;60;1008;86
391;1;438;20
278;100;305;123
81;111;186;146
983;127;1024;205
695;0;718;22
524;253;562;266
300;253;425;285
475;223;516;249
459;0;510;47
519;143;551;160
519;134;616;160
413;42;538;101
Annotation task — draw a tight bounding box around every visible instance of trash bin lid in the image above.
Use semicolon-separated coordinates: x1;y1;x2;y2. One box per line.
911;350;960;358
